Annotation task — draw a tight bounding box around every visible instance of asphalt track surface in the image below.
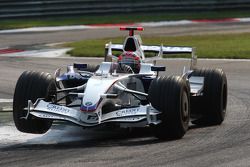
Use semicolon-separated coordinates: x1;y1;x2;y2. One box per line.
1;22;250;167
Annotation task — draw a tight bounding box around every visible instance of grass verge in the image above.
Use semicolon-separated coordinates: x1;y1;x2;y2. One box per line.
65;32;250;59
1;10;250;30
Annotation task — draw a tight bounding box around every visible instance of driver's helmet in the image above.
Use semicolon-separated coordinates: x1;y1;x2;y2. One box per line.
118;51;141;73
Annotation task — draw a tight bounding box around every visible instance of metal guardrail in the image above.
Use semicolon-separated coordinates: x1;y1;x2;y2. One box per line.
1;0;250;19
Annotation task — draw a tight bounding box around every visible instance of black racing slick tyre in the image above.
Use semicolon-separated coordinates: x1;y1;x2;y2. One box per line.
190;68;227;125
148;76;190;140
13;71;56;134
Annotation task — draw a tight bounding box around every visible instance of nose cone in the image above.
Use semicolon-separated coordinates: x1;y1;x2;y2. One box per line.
80;77;116;112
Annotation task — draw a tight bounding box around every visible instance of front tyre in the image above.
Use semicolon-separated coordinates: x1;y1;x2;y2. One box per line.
13;71;56;134
148;76;190;140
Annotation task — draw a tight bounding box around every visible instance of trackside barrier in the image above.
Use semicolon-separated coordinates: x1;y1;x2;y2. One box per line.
1;0;250;19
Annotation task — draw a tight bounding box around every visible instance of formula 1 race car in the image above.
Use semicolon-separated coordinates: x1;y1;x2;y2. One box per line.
13;27;228;140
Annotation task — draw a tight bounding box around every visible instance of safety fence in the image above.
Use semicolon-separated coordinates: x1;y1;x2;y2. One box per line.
1;0;250;19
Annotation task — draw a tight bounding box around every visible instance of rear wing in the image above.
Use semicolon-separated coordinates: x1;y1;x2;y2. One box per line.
104;43;197;70
142;45;193;54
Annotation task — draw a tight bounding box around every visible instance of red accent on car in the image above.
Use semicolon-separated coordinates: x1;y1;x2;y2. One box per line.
134;56;140;61
118;55;123;61
136;27;144;31
120;27;144;36
120;27;127;31
129;30;133;36
120;27;144;31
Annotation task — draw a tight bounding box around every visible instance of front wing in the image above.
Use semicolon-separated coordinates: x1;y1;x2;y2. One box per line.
25;99;161;127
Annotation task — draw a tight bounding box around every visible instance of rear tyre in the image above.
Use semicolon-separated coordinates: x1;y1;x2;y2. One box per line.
190;68;227;125
13;71;56;134
148;76;190;140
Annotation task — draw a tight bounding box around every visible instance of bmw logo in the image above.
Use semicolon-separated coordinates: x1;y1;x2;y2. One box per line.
85;102;93;106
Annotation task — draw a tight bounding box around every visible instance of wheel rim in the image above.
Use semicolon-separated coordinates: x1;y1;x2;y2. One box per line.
181;91;189;125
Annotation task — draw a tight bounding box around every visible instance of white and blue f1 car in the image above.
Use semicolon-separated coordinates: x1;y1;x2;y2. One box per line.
13;27;228;139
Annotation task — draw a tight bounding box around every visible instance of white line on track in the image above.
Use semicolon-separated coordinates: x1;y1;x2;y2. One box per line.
140;20;193;27
1;48;72;57
0;25;93;34
237;18;250;22
0;99;13;103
